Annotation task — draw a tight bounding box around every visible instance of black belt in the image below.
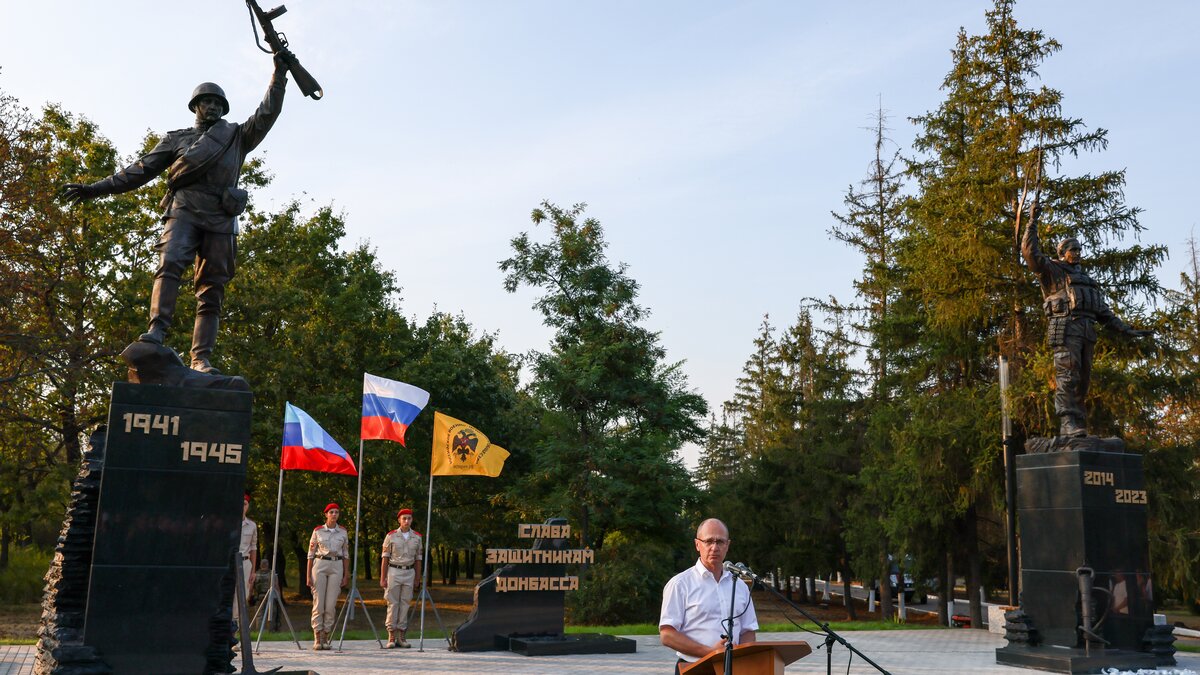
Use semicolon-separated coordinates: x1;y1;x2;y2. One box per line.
242;555;251;561
317;555;343;561
389;563;414;570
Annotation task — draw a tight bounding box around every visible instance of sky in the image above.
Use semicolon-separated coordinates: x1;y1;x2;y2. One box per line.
2;1;1197;466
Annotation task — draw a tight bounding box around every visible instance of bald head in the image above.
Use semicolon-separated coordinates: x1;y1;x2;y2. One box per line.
694;518;731;574
696;518;729;539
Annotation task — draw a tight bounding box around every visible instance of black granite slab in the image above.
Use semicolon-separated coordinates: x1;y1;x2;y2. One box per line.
83;382;250;675
1011;450;1156;654
508;633;637;656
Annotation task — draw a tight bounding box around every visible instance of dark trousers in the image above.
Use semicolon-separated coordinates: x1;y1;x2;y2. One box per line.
1053;331;1094;433
155;216;236;320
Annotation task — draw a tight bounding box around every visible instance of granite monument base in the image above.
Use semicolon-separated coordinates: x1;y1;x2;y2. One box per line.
507;633;637;656
996;445;1174;671
81;382;251;675
995;644;1158;673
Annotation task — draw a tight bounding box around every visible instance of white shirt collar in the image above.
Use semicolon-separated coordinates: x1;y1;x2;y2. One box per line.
691;557;728;583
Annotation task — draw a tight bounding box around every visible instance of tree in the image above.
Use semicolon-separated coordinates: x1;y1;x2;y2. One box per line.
827;103;909;619
1141;238;1200;609
897;0;1166;626
501;201;706;622
0;99;156;561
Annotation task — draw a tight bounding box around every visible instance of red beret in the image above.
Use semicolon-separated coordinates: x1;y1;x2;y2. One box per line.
324;503;340;514
397;508;413;519
244;492;251;502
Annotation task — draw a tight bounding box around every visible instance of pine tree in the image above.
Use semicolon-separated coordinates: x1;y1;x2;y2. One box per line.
897;0;1165;626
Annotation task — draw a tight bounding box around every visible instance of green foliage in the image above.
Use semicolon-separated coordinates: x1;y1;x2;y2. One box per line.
0;546;51;604
501;201;706;622
568;531;674;625
1;96;156;550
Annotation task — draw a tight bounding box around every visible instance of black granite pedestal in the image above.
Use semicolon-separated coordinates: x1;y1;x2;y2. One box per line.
995;447;1172;673
82;382;251;675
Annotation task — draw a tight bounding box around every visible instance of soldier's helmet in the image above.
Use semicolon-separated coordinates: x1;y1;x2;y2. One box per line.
188;83;230;116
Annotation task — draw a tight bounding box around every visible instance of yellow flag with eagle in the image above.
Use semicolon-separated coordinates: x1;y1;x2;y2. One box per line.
431;411;510;477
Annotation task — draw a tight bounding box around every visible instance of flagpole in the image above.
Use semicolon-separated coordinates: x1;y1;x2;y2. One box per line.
418;472;434;650
254;465;300;651
349;437;365;620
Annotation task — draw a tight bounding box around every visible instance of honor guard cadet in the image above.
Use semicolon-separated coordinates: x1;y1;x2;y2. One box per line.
239;493;258;610
380;508;423;649
306;503;349;650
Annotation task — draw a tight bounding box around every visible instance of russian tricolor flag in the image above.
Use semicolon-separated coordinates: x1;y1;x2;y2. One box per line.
361;373;430;446
281;403;357;476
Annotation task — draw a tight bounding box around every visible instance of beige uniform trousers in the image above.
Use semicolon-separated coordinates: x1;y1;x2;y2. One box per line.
385;566;416;630
310;558;343;632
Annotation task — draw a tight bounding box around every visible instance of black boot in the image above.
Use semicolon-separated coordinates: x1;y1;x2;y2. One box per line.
190;314;222;374
139;277;180;344
1060;416;1087;438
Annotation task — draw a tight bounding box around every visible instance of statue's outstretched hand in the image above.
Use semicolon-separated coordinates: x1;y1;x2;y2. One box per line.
59;183;96;204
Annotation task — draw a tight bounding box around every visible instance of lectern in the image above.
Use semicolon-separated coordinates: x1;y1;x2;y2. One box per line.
681;641;812;675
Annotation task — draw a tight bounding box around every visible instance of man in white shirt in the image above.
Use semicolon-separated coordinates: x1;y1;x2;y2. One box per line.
660;518;758;674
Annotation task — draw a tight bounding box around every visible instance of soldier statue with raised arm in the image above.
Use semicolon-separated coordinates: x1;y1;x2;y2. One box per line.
1021;211;1152;439
62;52;293;385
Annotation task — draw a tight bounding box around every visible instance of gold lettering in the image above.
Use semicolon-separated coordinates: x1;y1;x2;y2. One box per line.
518;524;533;538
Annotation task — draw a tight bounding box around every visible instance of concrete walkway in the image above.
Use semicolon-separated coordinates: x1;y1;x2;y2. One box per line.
3;630;1197;674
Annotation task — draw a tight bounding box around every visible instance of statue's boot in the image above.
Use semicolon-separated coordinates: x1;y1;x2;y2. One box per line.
138;277;180;345
1060;416;1087;438
190;314;222;375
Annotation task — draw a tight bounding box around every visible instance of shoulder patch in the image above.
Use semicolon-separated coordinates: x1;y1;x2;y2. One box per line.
412;530;422;537
313;525;323;531
387;529;397;536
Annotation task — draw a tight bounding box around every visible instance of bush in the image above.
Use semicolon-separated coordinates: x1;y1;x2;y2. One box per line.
0;546;52;604
568;531;674;625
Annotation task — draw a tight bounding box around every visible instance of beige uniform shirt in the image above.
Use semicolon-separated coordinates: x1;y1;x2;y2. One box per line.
381;529;423;566
308;525;349;560
240;518;258;559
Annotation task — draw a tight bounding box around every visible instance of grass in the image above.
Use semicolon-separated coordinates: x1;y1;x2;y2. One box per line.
0;548;52;605
1177;643;1200;653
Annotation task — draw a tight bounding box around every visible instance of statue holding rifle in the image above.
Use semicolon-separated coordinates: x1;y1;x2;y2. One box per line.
60;1;321;387
1020;203;1152;439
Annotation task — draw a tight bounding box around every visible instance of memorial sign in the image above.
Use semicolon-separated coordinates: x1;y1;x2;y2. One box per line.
452;518;635;656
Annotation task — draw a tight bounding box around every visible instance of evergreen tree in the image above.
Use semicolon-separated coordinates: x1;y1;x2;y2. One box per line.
897;0;1164;625
827;104;910;619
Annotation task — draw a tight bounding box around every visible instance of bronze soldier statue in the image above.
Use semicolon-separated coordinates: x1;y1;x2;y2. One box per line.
61;52;292;375
1021;215;1152;437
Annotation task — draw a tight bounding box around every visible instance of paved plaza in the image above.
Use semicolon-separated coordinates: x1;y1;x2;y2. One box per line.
3;630;1198;675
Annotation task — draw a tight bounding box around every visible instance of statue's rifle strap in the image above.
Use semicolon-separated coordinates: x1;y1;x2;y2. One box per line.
159;125;239;210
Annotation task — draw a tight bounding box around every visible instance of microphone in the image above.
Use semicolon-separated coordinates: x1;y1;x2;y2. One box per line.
723;560;755;580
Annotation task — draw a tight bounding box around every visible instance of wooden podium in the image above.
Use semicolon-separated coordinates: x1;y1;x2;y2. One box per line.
681;641;812;675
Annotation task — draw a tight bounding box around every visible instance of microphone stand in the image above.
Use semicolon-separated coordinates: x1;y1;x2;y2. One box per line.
723;567;738;675
739;565;892;675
